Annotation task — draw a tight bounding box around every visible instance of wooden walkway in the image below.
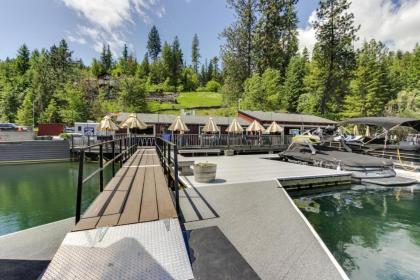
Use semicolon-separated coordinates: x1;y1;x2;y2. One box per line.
74;148;177;231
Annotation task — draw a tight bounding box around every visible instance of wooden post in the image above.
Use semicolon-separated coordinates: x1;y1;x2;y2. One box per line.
75;149;84;224
99;144;104;192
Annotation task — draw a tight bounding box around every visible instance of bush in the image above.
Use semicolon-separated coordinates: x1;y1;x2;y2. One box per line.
205;80;221;92
196;86;208;92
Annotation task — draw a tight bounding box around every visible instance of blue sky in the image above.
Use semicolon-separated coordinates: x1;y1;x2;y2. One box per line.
0;0;316;64
1;0;419;64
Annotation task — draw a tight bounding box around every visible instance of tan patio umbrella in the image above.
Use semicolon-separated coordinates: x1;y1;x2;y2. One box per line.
265;121;283;134
246;119;265;133
353;124;360;136
119;113;147;130
97;115;119;132
202;117;220;133
225;118;244;134
168;116;190;133
365;125;371;137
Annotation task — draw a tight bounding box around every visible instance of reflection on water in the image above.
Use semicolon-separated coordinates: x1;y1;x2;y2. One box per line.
0;162;115;236
295;184;420;280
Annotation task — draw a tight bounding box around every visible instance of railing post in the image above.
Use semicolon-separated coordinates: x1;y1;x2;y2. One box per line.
112;141;115;176
119;138;123;167
167;143;171;187
162;141;167;176
99;144;104;192
71;134;74;160
75;149;84;224
166;144;172;186
174;145;180;214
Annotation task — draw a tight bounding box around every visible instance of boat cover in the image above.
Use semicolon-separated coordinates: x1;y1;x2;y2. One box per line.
339;117;420;131
280;145;393;168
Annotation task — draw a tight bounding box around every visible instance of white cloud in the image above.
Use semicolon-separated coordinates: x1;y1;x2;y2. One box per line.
298;0;420;53
61;0;165;55
67;34;87;45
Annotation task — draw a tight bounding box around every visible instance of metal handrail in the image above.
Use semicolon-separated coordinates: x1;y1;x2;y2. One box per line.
75;135;139;223
155;137;180;214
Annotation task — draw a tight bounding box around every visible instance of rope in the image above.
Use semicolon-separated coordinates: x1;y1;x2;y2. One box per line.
396;148;418;172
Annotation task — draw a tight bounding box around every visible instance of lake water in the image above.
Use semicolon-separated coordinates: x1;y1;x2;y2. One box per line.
294;185;420;280
0;162;116;236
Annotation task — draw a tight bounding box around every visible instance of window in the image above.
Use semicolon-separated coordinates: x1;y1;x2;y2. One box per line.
78;126;82;131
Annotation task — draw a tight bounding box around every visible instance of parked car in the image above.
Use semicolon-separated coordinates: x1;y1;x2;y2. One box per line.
0;123;18;131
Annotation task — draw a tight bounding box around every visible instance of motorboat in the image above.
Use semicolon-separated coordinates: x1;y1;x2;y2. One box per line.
337;117;420;170
279;128;417;186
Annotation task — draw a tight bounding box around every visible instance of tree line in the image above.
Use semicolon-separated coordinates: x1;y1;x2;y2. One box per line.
0;27;222;126
0;0;419;127
221;0;419;119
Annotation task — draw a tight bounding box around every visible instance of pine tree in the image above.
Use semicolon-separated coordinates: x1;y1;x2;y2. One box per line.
221;0;258;103
100;44;113;75
16;91;34;126
15;44;30;75
207;60;214;82
39;99;60;123
170;36;183;88
137;53;150;78
313;0;359;117
122;44;129;61
283;54;308;112
343;40;391;117
147;25;161;61
191;34;200;73
255;0;299;76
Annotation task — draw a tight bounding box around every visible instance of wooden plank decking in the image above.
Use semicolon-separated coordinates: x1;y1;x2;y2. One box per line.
74;148;177;231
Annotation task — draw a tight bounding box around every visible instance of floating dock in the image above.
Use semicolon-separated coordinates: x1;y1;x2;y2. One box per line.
6;149;355;279
179;153;351;279
40;149;193;280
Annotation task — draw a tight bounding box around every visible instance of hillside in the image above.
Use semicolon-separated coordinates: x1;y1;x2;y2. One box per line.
147;92;235;116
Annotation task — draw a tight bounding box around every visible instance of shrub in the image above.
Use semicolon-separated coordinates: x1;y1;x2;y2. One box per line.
205;80;221;92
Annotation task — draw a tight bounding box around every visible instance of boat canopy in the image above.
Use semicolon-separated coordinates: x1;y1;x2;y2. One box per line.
339;117;420;131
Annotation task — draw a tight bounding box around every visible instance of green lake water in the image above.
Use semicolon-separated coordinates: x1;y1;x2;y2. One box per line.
294;185;420;280
0;162;116;236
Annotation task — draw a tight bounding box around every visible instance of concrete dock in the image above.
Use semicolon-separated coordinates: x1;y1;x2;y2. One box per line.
178;153;351;279
179;153;352;188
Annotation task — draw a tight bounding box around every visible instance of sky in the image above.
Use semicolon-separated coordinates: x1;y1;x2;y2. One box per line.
0;0;419;64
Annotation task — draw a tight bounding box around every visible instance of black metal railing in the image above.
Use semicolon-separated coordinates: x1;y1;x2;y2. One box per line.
166;133;292;149
74;135;139;223
155;137;180;214
70;134;155;151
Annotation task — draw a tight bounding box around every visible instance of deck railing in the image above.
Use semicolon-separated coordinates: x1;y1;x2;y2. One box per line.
70;134;155;152
167;134;292;149
155;138;180;214
74;135;139;223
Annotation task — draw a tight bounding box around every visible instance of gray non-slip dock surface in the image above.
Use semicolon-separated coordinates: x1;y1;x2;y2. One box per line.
180;153;350;188
0;218;74;280
41;219;193;280
187;226;260;279
181;181;348;280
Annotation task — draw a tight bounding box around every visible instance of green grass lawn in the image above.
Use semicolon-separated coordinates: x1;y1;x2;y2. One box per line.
148;91;224;113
